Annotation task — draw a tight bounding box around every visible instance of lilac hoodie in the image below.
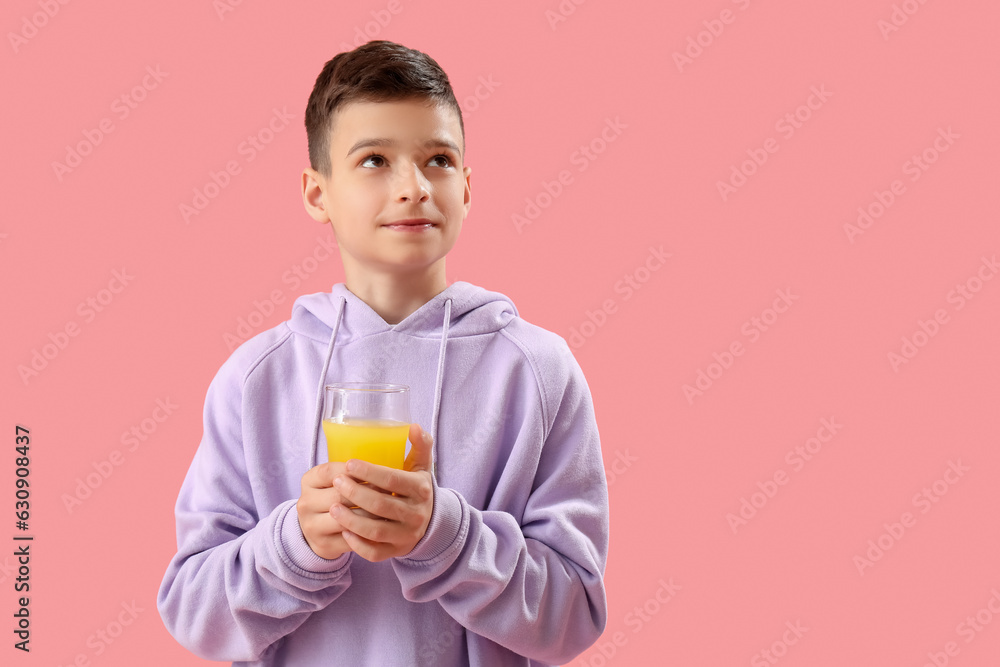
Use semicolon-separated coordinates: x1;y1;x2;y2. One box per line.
157;281;609;665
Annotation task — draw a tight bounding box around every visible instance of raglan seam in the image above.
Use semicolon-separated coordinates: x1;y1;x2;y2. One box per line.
497;326;557;440
240;326;295;388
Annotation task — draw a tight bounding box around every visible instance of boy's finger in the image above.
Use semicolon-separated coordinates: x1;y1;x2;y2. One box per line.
345;507;380;521
404;423;433;473
335;475;405;521
342;461;431;504
302;461;348;489
343;459;404;493
341;530;388;562
297;488;345;514
334;506;400;548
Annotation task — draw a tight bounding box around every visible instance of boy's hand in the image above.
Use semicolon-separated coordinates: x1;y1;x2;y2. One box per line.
297;461;355;560
330;423;435;562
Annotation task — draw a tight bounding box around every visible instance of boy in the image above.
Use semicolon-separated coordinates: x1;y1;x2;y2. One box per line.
157;40;608;666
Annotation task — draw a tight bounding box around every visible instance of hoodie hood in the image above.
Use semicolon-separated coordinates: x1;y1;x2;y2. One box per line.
288;281;519;471
287;281;518;343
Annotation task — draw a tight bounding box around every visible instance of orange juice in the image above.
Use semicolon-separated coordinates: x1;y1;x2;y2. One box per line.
323;418;409;469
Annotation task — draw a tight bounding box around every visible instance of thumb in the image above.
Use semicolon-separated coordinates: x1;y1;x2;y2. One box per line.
404;423;433;473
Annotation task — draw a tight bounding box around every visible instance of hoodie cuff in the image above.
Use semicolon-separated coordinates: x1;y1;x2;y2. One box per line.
276;500;352;575
399;484;465;563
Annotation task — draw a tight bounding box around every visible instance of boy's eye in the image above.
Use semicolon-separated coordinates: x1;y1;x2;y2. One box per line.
360;153;386;168
359;153;453;169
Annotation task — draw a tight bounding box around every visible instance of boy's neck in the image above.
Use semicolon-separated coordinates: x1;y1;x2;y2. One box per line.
344;265;448;325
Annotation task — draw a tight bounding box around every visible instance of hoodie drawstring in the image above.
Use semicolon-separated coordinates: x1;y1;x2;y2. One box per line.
431;298;453;478
310;297;347;469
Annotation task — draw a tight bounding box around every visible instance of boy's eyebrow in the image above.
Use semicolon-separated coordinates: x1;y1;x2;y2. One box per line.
346;137;462;158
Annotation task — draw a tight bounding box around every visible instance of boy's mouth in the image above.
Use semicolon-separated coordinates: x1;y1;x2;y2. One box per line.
383;218;437;231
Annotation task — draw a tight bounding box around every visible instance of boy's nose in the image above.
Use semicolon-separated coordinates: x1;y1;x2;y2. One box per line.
393;165;430;201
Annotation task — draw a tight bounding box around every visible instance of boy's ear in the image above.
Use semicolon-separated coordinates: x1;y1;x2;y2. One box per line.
463;165;472;217
302;168;331;223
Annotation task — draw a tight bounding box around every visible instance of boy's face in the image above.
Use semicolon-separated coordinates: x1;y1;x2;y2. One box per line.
302;98;471;281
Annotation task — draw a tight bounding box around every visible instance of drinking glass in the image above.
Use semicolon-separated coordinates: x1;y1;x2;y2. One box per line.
323;383;410;469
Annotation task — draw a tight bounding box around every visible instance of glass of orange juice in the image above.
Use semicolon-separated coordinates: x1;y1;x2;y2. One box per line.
323;383;410;470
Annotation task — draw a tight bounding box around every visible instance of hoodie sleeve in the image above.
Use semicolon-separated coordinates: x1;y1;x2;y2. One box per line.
392;336;609;665
157;347;353;662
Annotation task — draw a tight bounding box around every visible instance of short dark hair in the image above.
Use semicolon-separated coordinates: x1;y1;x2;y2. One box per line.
305;40;465;176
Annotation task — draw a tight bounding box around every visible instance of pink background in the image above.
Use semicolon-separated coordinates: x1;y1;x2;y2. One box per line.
4;0;999;665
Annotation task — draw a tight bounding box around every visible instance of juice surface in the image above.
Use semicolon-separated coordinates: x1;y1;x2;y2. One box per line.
323;419;409;469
